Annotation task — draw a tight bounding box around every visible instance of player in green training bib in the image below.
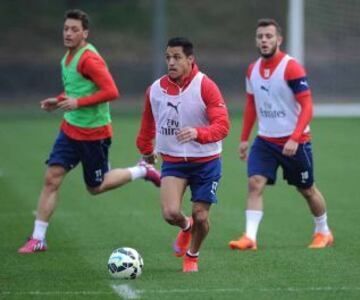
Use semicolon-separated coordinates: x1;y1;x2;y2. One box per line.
18;9;160;254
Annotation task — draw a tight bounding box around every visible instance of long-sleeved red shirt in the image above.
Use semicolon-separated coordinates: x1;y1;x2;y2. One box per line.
57;48;119;141
137;64;230;162
241;51;312;145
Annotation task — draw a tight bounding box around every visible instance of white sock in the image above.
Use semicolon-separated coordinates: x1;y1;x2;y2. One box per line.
182;218;191;231
32;220;49;241
127;166;146;180
245;210;263;241
314;213;330;234
186;250;199;257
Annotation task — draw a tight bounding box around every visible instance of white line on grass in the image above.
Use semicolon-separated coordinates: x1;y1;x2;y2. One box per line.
141;286;360;294
2;286;360;297
26;210;146;217
1;291;113;295
111;284;140;299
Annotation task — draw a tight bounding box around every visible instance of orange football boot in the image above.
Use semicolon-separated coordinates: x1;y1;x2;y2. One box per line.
308;232;334;249
183;255;198;272
173;217;193;257
229;234;257;250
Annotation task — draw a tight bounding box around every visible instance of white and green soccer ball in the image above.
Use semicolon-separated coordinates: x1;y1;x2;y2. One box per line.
108;247;144;279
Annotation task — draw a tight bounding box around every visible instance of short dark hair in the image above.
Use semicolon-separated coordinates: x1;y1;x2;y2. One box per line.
257;18;282;36
167;37;194;57
64;9;89;30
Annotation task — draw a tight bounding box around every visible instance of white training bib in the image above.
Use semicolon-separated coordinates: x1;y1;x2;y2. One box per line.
248;55;310;137
149;72;222;157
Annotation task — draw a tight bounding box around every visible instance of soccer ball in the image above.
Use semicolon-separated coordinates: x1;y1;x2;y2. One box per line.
107;247;144;279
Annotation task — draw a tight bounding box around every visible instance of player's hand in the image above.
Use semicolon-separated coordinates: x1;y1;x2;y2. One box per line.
40;98;58;112
57;97;78;111
176;127;198;144
282;139;299;156
142;152;158;165
239;141;249;161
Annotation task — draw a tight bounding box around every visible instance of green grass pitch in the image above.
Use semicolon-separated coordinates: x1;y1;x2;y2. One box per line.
1;112;360;300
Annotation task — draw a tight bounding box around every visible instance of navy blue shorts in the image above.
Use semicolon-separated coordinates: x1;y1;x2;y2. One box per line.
248;137;314;188
161;158;222;204
46;130;111;187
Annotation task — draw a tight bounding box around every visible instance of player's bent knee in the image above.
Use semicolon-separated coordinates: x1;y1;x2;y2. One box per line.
86;186;102;195
43;174;62;192
192;212;208;225
43;166;66;191
162;210;181;225
248;176;266;194
297;185;315;199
